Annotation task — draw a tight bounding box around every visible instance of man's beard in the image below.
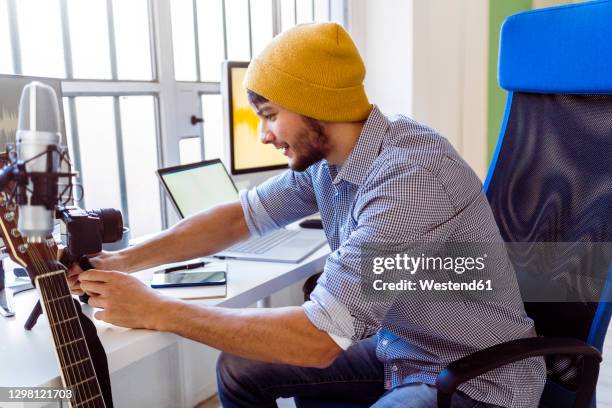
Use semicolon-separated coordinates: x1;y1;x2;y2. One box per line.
289;117;330;172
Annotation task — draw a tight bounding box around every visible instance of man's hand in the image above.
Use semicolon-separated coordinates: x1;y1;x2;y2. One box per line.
79;269;169;330
66;251;125;296
77;268;343;368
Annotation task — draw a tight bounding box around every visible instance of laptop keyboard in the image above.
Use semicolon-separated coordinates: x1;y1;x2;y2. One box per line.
227;230;300;254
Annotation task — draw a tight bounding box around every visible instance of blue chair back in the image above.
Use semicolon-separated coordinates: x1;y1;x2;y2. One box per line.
485;1;612;406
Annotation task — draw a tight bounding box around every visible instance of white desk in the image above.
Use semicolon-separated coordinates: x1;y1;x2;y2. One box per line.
0;242;329;407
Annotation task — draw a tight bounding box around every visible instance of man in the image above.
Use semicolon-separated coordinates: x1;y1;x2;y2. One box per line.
69;23;545;407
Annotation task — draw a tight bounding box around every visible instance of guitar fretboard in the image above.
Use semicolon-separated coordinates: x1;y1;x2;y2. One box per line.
36;270;105;408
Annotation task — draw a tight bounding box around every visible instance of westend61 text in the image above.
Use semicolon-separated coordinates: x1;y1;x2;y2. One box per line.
372;279;493;292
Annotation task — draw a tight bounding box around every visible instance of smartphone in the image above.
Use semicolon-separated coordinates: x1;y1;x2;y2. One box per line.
150;270;227;289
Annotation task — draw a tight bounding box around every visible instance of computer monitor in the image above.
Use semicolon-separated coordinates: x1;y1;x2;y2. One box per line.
223;61;287;175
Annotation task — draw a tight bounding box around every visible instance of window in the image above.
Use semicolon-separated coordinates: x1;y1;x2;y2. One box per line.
181;0;339;173
120;96;162;236
171;0;198;81
173;0;336;82
250;0;274;58
73;97;123;211
0;0;13;74
113;0;154;80
197;0;225;82
179;136;203;164
67;0;112;79
0;0;344;237
16;0;65;78
200;93;223;160
1;0;159;237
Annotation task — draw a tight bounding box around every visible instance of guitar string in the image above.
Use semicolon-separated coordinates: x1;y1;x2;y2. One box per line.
38;245;99;408
12;231;77;393
43;243;105;408
31;243;99;407
45;244;102;408
32;245;95;407
35;255;93;406
42;244;101;408
36;263;79;405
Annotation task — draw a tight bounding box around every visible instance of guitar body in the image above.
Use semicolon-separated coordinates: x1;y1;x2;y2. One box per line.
0;153;113;408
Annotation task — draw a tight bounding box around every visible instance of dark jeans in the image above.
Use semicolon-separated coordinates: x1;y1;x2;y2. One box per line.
216;336;499;408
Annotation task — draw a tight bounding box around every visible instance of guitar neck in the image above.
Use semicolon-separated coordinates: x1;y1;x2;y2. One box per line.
36;270;106;408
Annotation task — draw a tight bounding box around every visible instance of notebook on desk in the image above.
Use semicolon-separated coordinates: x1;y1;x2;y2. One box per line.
152;261;228;300
156;159;327;263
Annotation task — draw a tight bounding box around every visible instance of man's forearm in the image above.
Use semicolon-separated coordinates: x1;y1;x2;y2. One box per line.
118;201;250;272
154;300;342;368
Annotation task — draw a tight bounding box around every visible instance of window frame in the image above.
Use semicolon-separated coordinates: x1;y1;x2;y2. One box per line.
3;0;346;234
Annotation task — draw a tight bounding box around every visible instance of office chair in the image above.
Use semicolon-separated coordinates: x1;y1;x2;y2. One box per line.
436;2;612;407
296;1;612;407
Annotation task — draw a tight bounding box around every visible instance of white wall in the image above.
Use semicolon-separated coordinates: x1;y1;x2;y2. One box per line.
348;0;413;117
347;0;489;179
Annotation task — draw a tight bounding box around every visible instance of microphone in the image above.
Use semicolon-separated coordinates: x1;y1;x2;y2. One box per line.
15;81;62;242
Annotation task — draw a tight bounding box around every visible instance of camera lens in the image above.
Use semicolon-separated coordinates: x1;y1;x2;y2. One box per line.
91;208;124;243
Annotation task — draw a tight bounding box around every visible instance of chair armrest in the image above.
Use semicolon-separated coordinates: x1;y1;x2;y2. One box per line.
435;337;601;408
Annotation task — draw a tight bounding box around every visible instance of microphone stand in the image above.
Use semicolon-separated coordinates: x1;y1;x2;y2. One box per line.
0;145;79;330
24;297;43;330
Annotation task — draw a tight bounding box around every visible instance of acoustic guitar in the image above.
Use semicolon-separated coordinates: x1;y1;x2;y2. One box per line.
0;153;113;407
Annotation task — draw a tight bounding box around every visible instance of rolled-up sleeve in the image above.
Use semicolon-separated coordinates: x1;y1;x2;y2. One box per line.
303;282;358;349
302;162;458;344
239;169;319;237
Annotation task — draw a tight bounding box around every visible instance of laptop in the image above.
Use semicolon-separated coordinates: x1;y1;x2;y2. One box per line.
156;159;327;263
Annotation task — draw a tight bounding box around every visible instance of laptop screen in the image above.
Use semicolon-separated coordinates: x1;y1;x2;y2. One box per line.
158;160;239;218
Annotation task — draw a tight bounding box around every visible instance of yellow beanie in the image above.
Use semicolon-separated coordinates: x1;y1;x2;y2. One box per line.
244;22;371;122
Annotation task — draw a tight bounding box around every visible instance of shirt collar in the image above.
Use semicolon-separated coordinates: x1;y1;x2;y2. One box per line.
331;105;388;186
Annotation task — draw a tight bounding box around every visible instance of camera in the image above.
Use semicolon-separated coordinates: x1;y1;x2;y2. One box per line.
56;205;124;260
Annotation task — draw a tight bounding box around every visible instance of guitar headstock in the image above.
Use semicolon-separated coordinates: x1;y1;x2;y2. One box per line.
0;152;60;282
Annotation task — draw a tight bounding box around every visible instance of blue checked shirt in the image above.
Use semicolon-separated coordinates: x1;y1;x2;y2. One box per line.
239;106;546;407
